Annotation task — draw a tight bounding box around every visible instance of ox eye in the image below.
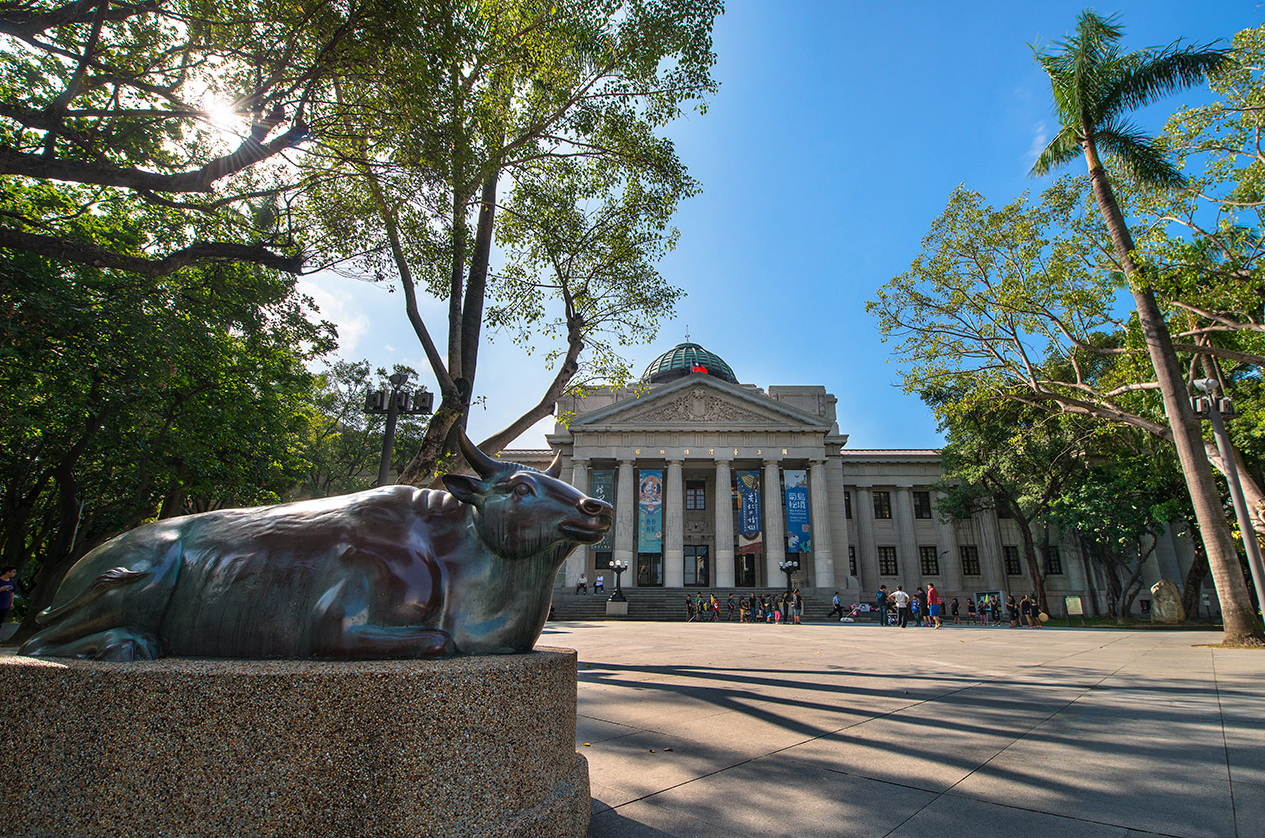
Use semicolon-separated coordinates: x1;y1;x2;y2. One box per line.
514;483;532;496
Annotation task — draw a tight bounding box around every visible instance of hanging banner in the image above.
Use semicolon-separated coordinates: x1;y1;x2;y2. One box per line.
737;470;763;555
637;469;663;552
784;469;812;553
590;470;615;551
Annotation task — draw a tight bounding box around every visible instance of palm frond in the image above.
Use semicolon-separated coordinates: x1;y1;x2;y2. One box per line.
1095;119;1187;190
1029;125;1081;177
1101;43;1231;118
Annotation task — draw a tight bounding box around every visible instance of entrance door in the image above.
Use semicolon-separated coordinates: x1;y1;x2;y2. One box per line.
637;553;664;586
735;554;757;587
684;545;710;587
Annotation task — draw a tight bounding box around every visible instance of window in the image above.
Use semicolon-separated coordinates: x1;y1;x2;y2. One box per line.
919;546;940;576
848;545;857;577
685;480;706;510
683;545;710;586
960;545;981;576
1003;546;1022;576
1045;546;1064;575
844;490;852;519
595;552;613;570
913;491;933;519
878;546;898;576
873;491;892;519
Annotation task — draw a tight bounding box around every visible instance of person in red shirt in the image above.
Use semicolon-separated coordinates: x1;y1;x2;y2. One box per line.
927;583;944;629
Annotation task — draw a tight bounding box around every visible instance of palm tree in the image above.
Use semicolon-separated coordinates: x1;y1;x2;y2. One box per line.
1031;10;1262;645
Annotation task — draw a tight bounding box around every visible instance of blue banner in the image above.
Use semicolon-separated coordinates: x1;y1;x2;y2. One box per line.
784;469;812;553
737;470;763;555
637;469;663;552
591;470;614;550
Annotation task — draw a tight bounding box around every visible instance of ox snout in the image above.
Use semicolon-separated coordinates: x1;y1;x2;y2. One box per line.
580;498;610;517
561;496;613;544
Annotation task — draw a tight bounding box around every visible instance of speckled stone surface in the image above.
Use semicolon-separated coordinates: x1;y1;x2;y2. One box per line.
0;647;589;838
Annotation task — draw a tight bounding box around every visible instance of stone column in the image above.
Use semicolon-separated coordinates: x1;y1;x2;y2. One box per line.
714;459;735;588
854;485;879;586
894;486;921;590
615;459;636;587
829;459;853;587
566;458;590;588
809;460;835;589
665;459;684;588
936;489;964;596
763;458;786;585
977;510;1007;591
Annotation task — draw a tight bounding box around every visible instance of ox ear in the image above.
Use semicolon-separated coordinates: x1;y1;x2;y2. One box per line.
442;474;488;505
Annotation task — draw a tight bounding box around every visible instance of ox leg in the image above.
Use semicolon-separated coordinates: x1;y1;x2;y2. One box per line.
22;627;163;661
315;625;456;659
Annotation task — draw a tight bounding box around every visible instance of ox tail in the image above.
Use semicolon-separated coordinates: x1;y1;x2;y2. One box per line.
35;567;150;626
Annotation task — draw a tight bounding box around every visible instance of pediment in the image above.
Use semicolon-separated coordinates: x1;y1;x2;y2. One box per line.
571;377;829;431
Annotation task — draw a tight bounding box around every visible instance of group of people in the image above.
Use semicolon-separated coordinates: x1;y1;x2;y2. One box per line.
574;572;604;595
874;584;944;628
874;585;1046;628
684;590;806;624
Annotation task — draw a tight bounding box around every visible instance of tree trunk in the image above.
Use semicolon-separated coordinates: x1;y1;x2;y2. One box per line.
1014;510;1048;613
1083;139;1263;645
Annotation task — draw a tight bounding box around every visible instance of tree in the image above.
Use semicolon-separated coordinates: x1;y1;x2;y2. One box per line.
302;0;720;483
1030;10;1260;643
930;396;1090;614
1052;435;1189;621
297;360;429;499
1;250;333;641
0;0;381;275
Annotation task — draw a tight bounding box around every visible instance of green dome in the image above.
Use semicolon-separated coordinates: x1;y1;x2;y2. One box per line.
640;342;738;385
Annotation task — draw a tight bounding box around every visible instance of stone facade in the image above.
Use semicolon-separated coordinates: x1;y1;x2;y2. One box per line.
502;348;1206;617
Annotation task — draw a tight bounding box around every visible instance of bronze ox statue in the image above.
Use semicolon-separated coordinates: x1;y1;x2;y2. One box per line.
20;434;612;661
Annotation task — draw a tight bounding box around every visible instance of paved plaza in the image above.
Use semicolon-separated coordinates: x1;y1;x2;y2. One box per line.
540;619;1265;838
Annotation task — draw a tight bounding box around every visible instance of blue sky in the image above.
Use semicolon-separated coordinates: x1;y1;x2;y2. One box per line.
303;1;1263;451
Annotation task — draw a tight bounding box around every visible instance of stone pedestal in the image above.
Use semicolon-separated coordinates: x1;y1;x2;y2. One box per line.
0;648;589;838
605;600;628;617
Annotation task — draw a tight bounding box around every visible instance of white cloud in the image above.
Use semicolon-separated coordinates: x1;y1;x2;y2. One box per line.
298;278;370;355
1027;120;1049;166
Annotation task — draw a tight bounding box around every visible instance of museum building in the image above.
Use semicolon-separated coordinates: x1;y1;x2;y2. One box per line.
504;341;1198;611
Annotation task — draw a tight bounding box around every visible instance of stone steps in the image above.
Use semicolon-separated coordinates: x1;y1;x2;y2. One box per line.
551;588;871;623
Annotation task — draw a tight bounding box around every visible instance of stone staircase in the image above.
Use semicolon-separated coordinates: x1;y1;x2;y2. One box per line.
550;588;868;623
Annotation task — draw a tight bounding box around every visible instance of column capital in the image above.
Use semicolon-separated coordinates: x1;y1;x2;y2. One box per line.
666;458;684;466
619;458;635;467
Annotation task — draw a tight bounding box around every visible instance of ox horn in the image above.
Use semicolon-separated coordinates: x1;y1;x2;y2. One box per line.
544;449;562;478
458;431;500;479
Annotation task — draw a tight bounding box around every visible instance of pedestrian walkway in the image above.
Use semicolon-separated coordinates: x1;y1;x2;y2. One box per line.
539;621;1264;838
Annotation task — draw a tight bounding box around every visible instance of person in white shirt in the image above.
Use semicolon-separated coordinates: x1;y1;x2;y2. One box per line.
890;585;912;628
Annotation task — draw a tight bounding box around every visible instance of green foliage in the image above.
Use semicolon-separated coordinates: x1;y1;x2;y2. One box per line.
0;251;334;588
297;360;429;498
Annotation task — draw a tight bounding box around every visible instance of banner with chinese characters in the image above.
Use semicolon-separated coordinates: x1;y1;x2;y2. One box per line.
783;469;812;553
590;470;615;550
637;469;663;552
737;470;763;555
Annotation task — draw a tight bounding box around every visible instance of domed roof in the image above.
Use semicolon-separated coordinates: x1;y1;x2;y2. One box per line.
640;342;738;385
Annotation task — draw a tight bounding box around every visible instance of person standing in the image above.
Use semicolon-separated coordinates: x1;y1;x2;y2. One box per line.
876;585;890;626
685;595;697;622
727;593;736;622
827;591;843;620
0;567;17;627
1009;594;1021;628
966;597;977;625
927;583;943;629
891;585;911;628
793;589;804;625
950;597;961;625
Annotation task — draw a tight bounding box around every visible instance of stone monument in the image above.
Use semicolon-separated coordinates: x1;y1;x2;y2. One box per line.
1150;579;1186;624
7;432;608;837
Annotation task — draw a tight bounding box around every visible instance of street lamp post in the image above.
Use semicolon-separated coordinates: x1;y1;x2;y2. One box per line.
1193;379;1265;619
778;559;799;593
610;560;628;602
364;374;433;487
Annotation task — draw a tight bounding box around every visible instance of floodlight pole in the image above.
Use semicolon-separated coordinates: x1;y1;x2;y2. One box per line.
1193;381;1265;620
